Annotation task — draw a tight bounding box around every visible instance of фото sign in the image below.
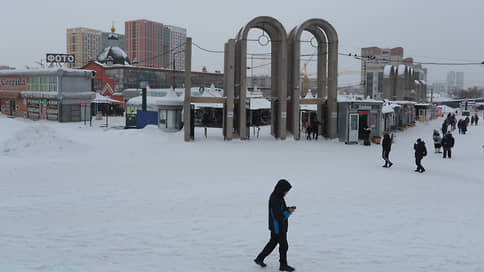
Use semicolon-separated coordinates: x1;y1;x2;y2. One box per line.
46;53;75;63
0;77;27;91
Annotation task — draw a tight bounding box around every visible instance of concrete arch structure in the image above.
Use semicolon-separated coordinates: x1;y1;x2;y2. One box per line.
287;18;339;139
234;16;288;140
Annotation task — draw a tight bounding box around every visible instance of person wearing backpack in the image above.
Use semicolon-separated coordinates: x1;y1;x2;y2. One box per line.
414;138;427;173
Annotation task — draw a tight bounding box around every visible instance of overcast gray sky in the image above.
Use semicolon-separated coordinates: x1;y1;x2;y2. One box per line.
1;0;483;87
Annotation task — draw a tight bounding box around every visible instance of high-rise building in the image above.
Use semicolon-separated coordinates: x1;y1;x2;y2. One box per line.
124;19;166;68
447;71;456;91
66;27;102;68
447;71;464;92
456;72;464;90
124;19;186;69
165;25;186;70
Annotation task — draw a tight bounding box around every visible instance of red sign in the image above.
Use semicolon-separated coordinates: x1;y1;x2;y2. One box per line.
0;77;27;91
358;110;370;113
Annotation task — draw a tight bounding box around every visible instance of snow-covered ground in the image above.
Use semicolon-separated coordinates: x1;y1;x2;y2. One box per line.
1;114;484;272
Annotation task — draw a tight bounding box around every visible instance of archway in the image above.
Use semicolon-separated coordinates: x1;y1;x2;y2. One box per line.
288;18;338;139
234;16;288;140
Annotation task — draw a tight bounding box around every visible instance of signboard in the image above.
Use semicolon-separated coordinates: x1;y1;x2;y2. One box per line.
358;105;372;110
0;77;27;91
46;53;75;63
281;112;287;119
227;111;233;118
331;112;337;119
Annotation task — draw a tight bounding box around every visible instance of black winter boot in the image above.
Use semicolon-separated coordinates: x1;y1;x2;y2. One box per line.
254;258;266;267
280;264;295;271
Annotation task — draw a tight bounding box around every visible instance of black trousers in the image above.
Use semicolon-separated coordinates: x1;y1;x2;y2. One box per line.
443;147;452;158
382;150;391;166
415;156;425;171
312;129;319;140
256;232;288;265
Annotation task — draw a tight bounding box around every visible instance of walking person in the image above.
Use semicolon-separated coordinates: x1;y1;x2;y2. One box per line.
433;129;442;153
462;119;468;135
255;179;296;272
382;133;393;168
475;114;479;126
414;138;427;173
441;132;455;159
306;123;312;140
310;118;320;140
457;119;463;134
441;121;448;136
471;115;475;126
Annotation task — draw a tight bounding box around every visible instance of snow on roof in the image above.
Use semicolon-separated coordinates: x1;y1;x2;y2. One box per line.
415;103;432;106
0;67;94;77
393;100;417;105
414;80;420;85
382;104;395;113
200;86;223;98
92;93;119;104
438;105;457;112
303;90;315;99
249;98;271;110
338;99;383;104
126;91;183;107
300;104;317;111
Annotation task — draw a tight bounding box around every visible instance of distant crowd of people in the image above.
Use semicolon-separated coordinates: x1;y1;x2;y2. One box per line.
381;111;481;173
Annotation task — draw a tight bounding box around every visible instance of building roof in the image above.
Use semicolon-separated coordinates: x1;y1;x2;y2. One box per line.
0;68;95;78
97;46;130;65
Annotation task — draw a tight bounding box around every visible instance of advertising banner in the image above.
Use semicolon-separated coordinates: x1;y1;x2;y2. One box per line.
0;77;27;91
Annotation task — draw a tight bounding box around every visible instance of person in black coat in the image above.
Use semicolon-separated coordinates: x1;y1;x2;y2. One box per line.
382;133;393;168
310;118;320;140
462;119;468;135
441;132;455;159
255;179;296;272
441;121;448;135
414;138;427;173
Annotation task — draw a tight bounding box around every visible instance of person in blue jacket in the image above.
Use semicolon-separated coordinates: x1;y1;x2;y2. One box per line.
254;179;296;271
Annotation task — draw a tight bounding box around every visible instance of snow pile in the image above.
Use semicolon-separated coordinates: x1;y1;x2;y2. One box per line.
1;120;84;155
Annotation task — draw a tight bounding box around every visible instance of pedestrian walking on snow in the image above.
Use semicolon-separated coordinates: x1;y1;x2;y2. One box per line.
441;132;455;159
382;133;393;168
414;138;427;173
441;121;448;135
255;179;296;272
310;118;320;140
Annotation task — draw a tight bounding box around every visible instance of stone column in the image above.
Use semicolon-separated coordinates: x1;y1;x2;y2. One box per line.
224;39;235;140
327;40;338;139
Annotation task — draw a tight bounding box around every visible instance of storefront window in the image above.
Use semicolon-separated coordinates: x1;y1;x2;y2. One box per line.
26;76;57;92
